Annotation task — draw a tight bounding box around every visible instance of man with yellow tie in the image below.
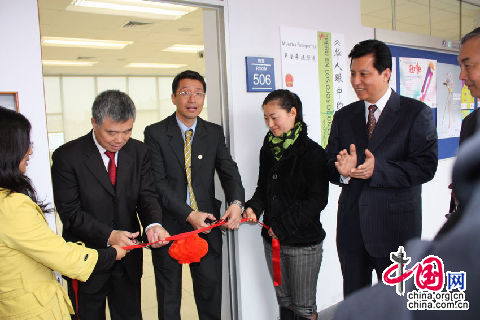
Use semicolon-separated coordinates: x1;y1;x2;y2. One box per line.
144;70;245;320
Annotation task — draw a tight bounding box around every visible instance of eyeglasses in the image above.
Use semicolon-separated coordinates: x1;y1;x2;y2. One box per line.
177;91;205;99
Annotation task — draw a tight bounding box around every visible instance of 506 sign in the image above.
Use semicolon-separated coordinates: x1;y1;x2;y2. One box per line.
246;57;275;92
253;73;272;86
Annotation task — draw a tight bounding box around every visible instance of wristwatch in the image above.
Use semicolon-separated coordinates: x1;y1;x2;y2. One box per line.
229;200;244;211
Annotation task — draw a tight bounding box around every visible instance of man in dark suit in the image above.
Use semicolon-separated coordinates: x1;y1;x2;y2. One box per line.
325;39;438;297
436;27;480;239
144;70;244;320
51;90;170;320
332;29;480;320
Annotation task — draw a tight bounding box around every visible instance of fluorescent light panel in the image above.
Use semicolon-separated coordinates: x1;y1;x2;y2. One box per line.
42;60;98;66
163;44;204;53
68;0;197;20
42;37;132;49
125;63;186;69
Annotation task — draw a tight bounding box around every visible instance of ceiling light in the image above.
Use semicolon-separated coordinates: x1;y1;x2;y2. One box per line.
68;0;197;20
42;60;98;66
42;37;133;49
163;44;204;53
125;63;186;69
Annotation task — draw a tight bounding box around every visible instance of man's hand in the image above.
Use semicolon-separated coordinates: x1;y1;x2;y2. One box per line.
146;225;171;248
108;230;139;247
243;207;257;222
187;211;216;234
112;245;127;260
335;144;357;177
351;149;375;179
221;203;242;230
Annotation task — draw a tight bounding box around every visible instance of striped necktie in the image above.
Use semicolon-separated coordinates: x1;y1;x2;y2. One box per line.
184;129;198;211
367;104;378;139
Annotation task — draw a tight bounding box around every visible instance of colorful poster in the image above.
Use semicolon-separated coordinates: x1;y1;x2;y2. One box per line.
461;81;476;119
280;26;348;146
399;57;437;109
436;63;462;138
390;57;397;91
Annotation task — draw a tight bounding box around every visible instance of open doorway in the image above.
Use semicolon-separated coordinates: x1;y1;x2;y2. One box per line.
38;1;233;319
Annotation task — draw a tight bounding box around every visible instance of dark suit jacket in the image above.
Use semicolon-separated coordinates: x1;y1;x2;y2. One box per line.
334;132;480;320
459;108;479;145
326;90;438;257
51;131;163;286
144;113;244;235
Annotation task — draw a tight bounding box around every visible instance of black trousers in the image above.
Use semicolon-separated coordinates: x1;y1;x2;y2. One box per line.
68;262;142;320
338;245;391;298
151;228;222;320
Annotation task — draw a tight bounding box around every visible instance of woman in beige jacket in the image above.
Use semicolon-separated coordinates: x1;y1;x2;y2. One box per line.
0;106;126;319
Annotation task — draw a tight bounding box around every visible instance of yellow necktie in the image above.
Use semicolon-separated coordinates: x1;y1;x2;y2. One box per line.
184;129;198;211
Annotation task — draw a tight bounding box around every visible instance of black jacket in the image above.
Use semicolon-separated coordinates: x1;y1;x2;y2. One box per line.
51;131;163;285
144;114;245;235
246;125;329;246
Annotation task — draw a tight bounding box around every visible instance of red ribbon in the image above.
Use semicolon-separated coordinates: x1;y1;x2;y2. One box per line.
72;278;79;319
122;218;281;286
71;218;281;318
271;238;281;286
122;219;229;249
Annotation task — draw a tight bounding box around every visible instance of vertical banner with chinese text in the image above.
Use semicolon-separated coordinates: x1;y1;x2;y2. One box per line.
317;32;333;147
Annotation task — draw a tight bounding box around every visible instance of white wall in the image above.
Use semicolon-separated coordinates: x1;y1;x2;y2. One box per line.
0;0;56;228
224;0;373;318
224;0;454;319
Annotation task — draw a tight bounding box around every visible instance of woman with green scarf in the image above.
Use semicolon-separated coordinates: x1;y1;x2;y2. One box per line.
244;89;329;320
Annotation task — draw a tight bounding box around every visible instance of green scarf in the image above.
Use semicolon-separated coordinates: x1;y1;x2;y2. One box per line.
267;121;303;161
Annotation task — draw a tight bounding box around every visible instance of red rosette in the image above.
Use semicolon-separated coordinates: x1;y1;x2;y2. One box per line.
168;233;209;264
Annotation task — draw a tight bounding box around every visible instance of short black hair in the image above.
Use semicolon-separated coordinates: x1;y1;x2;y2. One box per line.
348;39;392;74
461;27;480;45
172;70;206;95
262;89;303;122
91;90;136;125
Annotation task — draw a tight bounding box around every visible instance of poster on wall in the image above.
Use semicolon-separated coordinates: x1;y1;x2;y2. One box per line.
436;63;462;138
389;44;470;159
390;57;397;92
399;57;437;109
461;81;476;118
280;26;348;146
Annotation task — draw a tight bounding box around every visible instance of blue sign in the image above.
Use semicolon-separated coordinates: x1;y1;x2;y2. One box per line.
245;57;275;92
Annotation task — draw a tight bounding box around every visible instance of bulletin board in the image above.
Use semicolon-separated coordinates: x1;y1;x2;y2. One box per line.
388;45;478;159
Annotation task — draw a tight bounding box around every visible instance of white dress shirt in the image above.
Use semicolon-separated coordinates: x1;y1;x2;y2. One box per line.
340;87;392;184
